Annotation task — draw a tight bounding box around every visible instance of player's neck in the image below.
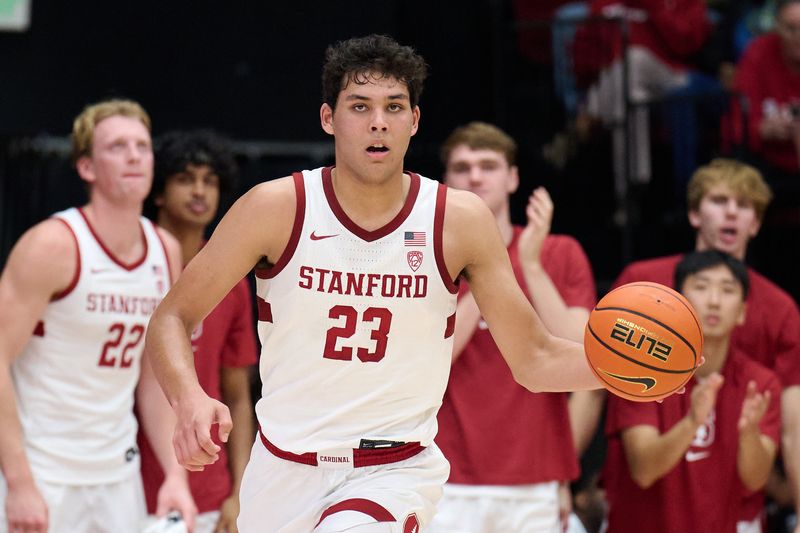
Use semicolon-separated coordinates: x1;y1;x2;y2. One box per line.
696;336;730;377
694;237;747;261
330;166;410;231
157;216;205;265
81;202;144;263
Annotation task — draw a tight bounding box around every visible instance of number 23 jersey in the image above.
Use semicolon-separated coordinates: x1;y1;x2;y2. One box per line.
255;167;458;454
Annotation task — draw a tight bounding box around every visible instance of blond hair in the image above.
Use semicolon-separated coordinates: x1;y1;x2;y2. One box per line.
440;121;517;167
687;159;773;220
71;99;151;164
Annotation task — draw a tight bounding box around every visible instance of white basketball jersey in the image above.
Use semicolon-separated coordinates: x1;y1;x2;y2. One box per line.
255;167;458;453
11;207;171;484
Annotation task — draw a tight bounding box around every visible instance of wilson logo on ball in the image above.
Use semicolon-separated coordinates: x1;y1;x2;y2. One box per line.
609;319;673;362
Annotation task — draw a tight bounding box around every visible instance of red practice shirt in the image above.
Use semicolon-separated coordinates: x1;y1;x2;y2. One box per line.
603;350;782;533
138;277;258;513
613;254;800;520
436;228;596;485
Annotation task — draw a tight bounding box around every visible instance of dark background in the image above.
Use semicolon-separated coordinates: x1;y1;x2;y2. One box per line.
3;0;792;297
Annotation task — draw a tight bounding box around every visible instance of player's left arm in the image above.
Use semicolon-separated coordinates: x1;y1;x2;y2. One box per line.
737;380;777;491
443;188;598;392
781;386;800;529
138;229;197;528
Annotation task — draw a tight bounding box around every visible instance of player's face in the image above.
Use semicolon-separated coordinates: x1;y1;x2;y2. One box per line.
688;184;760;260
320;74;420;183
680;264;745;340
444;146;518;216
78;115;153;206
157;164;220;229
777;4;800;64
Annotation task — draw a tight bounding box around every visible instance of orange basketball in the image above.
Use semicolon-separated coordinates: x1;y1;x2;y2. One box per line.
584;281;703;402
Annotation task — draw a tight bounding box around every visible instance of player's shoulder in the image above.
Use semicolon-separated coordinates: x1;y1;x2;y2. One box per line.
542;233;585;254
443;187;494;223
12;217;78;264
618;254;681;278
152;225;183;275
728;348;782;389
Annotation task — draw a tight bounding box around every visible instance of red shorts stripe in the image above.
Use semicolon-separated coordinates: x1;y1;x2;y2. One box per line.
316;498;395;528
258;427;424;469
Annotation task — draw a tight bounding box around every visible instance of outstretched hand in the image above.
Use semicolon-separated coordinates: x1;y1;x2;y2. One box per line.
518;187;553;265
689;372;724;425
172;389;233;472
738;380;771;434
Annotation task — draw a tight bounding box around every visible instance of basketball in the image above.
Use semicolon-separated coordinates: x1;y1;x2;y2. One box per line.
584;281;703;402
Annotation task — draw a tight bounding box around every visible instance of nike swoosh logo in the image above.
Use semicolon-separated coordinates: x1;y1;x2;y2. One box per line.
600;370;656;391
685;450;710;462
310;231;339;241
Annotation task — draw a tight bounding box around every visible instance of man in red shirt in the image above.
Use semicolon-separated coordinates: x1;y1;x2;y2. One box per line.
139;130;257;533
431;122;598;531
604;250;781;533
729;0;800;174
611;158;800;528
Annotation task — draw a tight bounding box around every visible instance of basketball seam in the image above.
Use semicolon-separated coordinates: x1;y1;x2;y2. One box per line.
607;282;703;341
586;323;695;374
592;306;698;366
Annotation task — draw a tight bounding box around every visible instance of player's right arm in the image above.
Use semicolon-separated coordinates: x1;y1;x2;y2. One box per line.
145;177;296;471
621;373;723;488
443;189;598;392
0;219;78;533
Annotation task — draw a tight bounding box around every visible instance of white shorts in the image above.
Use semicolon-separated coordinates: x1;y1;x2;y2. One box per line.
427;481;561;533
0;473;146;533
238;437;450;532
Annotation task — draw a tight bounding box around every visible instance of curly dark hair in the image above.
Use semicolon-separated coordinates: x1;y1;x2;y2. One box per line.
145;129;238;220
321;34;428;110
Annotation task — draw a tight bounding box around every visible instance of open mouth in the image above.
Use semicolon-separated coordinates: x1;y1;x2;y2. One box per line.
366;144;389;153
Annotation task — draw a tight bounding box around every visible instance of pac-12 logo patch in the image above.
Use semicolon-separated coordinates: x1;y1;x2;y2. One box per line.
403;513;419;533
407;251;423;272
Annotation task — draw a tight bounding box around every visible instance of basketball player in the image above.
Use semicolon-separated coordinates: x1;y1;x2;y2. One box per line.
145;35;604;532
429;122;596;532
0;100;196;532
603;250;781;532
139;130;257;533
609;159;800;529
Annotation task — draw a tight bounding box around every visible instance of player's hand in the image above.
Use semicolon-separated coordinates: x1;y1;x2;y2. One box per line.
172;387;233;471
738;380;771;434
156;473;197;533
557;481;572;533
688;372;724;425
518;187;553;266
5;480;48;533
214;494;240;533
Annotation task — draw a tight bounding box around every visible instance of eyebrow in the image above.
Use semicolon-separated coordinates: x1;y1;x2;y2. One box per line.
344;93;410;101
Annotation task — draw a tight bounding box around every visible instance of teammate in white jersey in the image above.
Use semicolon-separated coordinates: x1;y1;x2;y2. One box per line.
0;99;196;533
146;35;604;532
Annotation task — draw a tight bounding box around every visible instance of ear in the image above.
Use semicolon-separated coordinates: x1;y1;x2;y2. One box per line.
508;165;520;195
687;209;701;230
320;103;335;136
75;156;96;185
410;106;420;137
736;301;747;326
748;217;762;239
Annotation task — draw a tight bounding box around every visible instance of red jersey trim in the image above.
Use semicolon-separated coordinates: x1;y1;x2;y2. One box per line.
434;183;458;294
151;221;174;287
316;498;395;527
444;312;456;339
256;173;305;280
257;297;273;323
258;427;424;468
33;321;45;337
77;207;148;271
321;166;421;243
51;217;81;301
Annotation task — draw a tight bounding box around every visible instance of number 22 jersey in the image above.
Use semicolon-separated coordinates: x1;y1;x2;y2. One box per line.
11;207;171;484
255;167;458;454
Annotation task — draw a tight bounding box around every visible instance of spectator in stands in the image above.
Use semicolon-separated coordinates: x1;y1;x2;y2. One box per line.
603;250;781;533
139;130;257;533
430;122;598;532
728;0;800;176
608;159;800;530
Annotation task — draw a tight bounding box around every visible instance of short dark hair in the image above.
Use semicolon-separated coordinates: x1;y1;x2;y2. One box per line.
321;34;428;110
441;122;518;167
146;129;238;220
674;250;750;299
